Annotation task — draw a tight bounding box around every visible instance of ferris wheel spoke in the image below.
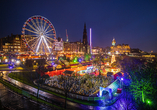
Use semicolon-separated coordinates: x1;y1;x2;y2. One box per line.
36;37;42;53
44;37;54;46
31;19;39;31
45;29;53;34
40;19;43;31
44;25;50;33
36;18;41;30
27;22;38;32
25;28;38;34
41;40;48;53
29;37;40;49
32;41;40;51
25;34;38;37
45;36;55;41
27;36;39;43
42;36;51;53
45;34;55;36
43;21;47;31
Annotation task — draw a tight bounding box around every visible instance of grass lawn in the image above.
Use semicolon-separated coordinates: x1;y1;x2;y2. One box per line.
0;64;8;67
8;72;98;106
15;67;24;70
0;64;24;71
0;68;12;71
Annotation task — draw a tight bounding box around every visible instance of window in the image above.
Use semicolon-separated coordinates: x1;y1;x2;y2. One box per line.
15;37;19;40
5;43;10;45
16;41;20;43
3;49;8;51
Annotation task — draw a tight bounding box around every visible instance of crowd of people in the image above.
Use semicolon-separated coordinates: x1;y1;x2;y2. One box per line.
45;74;113;96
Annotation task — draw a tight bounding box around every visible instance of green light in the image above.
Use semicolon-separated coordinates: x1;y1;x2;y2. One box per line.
73;57;77;63
146;100;151;104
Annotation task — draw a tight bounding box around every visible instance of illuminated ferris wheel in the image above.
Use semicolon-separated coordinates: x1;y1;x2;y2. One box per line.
22;15;57;54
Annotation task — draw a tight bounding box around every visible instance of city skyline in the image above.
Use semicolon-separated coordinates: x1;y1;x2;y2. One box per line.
0;0;157;52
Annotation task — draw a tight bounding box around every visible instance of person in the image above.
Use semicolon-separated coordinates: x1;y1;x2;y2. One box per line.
0;71;3;76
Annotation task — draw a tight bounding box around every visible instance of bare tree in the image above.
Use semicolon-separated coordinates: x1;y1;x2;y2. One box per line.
111;92;137;110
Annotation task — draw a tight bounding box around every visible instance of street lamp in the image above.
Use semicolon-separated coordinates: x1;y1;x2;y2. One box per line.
146;100;151;104
120;77;123;89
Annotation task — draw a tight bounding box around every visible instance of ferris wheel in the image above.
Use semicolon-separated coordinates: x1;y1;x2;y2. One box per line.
22;15;57;54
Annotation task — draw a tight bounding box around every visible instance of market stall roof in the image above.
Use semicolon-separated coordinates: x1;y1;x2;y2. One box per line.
107;72;113;76
63;70;74;75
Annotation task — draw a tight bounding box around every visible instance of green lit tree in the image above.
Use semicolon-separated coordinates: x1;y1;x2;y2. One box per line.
130;76;154;103
125;58;157;109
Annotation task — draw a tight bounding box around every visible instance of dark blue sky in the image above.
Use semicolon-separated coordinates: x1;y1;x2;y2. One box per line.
0;0;157;52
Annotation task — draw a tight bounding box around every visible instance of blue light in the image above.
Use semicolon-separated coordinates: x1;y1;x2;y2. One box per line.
87;66;93;70
121;78;123;81
51;62;55;65
9;66;13;69
78;58;82;63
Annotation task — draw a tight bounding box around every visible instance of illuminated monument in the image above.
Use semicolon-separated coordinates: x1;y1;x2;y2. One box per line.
83;23;88;53
90;28;92;54
111;54;116;64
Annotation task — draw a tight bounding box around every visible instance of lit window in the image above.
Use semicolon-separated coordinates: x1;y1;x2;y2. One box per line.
15;37;19;40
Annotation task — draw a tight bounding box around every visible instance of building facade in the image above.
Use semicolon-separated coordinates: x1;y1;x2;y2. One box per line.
0;34;23;53
110;38;130;55
64;41;84;53
91;47;103;54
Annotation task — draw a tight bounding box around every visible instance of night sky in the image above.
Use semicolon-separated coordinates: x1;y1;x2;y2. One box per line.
0;0;157;52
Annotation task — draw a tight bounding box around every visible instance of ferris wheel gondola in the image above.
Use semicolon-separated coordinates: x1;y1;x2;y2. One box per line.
22;15;57;54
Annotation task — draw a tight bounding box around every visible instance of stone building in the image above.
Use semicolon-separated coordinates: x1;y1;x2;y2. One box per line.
110;38;130;55
0;34;23;52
